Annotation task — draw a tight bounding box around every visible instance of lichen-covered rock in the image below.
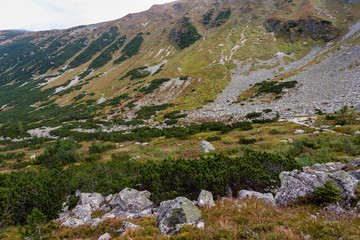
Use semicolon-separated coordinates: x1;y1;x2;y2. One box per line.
324;204;347;215
79;192;104;210
197;190;215;207
275;166;359;209
117;188;153;213
156;197;202;234
72;203;93;220
199;141;215;153
238;190;276;205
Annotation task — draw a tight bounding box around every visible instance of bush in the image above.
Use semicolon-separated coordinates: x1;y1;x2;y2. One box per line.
36;138;80;168
89;140;115;154
246;112;262;119
239;138;257;145
206;136;221;142
164;119;178;125
231;122;253;131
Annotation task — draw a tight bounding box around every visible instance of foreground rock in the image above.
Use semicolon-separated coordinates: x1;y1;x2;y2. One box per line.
238;190;276;205
197;190;215;207
58;188;155;228
275;160;360;209
156;197;202;234
98;233;112;240
116;221;143;234
199;141;215;153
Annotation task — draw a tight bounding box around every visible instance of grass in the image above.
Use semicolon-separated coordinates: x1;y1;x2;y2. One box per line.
4;198;359;239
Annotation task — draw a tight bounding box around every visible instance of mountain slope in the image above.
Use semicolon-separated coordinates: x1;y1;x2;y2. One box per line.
0;0;359;128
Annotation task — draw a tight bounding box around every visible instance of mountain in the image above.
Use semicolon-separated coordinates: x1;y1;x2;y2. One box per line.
0;0;359;127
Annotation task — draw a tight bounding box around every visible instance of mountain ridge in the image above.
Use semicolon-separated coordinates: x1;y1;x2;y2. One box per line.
0;0;359;128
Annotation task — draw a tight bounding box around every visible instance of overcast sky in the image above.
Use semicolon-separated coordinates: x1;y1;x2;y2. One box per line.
0;0;175;31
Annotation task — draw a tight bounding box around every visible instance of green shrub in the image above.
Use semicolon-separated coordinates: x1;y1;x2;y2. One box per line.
139;78;171;94
120;66;151;80
89;140;115;154
206;136;222;142
114;33;144;64
170;17;201;49
165;119;178;125
36;138;80;168
231;122;253;131
239;138;257;145
315;180;342;203
255;80;298;95
246;112;262;119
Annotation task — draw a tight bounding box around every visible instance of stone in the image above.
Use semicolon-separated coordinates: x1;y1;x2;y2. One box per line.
197;190;215;207
79;192;104;210
275;168;358;209
98;233;112;240
156;197;202;234
117;188;153;213
321;125;330;129
199;141;216;153
196;221;205;229
238;190;275;205
72;204;93;220
60;218;87;228
354;130;360;135
324;204;346;215
116;221;143;234
313;131;320;134
294;129;305;134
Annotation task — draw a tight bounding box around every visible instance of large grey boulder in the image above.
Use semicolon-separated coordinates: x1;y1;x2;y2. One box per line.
110;188;153;213
79;193;104;210
275;166;359;209
72;204;93;220
197;190;215;207
156;197;202;234
199;141;215;153
238;190;275;205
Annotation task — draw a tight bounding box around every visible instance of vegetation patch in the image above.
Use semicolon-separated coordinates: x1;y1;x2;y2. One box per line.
120;67;151;80
69;26;120;68
139;78;171;94
169;17;202;49
114;33;144;64
135;104;172;119
255;80;298;95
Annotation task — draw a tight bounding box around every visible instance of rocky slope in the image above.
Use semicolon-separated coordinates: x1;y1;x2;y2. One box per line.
0;0;359;127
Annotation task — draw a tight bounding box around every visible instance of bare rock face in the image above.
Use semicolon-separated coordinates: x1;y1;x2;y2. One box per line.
238;190;275;205
156;197;202;235
275;161;359;209
197;190;215;207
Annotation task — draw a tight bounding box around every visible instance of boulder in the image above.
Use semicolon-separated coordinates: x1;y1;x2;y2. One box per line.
72;204;93;220
197;190;215;207
156;197;202;234
117;188;153;213
116;221;143;234
60;218;87;228
324;204;346;215
294;129;305;134
199;141;215;153
275;167;358;209
79;192;104;210
238;190;275;205
98;233;112;240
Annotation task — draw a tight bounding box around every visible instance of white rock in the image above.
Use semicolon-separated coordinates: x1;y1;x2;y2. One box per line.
199;141;216;153
294;129;305;134
238;190;275;205
197;190;215;207
98;233;112;240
